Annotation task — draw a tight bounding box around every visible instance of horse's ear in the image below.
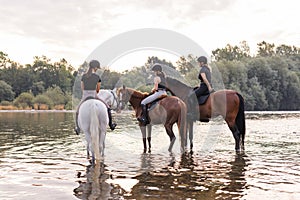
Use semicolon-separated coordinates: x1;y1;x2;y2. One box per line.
122;85;126;89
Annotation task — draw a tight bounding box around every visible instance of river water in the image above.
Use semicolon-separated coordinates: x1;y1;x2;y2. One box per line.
0;111;299;200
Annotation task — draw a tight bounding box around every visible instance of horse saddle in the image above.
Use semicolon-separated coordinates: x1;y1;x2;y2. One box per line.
197;94;210;105
193;88;210;105
147;94;168;111
84;96;96;101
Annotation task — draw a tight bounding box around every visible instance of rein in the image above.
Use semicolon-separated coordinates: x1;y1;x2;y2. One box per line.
110;90;120;111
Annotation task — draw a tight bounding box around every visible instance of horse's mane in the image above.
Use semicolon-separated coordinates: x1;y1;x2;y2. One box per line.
125;88;148;99
166;77;192;90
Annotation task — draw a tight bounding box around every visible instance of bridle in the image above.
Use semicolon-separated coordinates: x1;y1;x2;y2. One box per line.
110;90;120;111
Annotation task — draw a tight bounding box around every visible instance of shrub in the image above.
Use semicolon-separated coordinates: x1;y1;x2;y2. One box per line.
14;92;34;109
33;94;53;109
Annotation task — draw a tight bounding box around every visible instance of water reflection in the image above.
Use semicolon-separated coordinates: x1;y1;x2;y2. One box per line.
127;152;248;199
73;162;125;199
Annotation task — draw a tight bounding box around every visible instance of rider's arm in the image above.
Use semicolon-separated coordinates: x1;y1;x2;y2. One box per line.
96;82;101;93
152;76;161;92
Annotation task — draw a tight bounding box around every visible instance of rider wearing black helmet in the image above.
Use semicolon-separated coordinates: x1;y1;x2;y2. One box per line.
137;63;167;125
197;56;208;64
74;60;117;134
187;56;214;109
195;56;214;95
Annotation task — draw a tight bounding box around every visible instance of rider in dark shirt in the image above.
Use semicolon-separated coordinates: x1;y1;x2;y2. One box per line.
194;56;214;97
137;64;167;125
74;60;117;134
187;56;215;116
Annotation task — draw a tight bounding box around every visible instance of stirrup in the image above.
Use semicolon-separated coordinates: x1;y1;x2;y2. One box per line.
138;117;149;126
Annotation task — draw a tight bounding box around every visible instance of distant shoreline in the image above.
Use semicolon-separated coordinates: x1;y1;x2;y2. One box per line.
0;110;299;114
0;109;74;113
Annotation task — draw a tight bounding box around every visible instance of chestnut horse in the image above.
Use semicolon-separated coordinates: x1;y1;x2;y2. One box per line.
166;77;245;151
118;87;187;153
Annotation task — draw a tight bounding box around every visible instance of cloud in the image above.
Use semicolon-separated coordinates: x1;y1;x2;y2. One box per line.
0;0;299;67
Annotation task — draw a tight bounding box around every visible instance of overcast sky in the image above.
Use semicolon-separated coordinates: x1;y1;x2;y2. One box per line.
0;0;299;71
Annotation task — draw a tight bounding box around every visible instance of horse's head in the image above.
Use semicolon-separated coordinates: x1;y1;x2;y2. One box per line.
117;86;131;110
117;86;147;110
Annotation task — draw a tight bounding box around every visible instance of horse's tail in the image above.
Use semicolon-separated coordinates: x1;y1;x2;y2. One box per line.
236;93;246;145
90;101;100;161
178;99;187;151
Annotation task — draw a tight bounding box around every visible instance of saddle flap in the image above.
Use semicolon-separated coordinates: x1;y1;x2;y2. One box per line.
197;94;210;105
193;87;210;105
147;95;167;111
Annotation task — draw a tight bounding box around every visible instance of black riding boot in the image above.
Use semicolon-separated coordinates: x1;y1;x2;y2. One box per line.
74;112;80;135
137;104;149;126
107;107;117;131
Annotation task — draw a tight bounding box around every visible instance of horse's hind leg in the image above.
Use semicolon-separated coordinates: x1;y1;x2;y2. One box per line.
165;124;176;152
85;132;92;162
188;120;194;151
229;124;241;151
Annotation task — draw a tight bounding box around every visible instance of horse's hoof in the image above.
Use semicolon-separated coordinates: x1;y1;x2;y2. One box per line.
74;127;80;135
148;149;151;153
143;149;147;154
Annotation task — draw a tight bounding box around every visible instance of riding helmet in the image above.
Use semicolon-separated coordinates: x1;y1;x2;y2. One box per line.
151;63;162;72
89;60;100;69
197;56;207;64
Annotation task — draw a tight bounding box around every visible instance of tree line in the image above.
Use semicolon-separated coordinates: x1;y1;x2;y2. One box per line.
0;41;299;110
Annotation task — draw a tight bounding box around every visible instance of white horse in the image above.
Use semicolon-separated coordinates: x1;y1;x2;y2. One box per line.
78;89;119;164
78;99;108;164
97;89;120;112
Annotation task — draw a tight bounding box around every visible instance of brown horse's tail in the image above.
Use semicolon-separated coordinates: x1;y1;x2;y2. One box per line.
236;93;246;144
178;99;187;150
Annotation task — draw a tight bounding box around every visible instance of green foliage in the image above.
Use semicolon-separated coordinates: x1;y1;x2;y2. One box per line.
176;54;197;75
34;94;53;107
14;92;34;108
257;41;275;57
44;86;66;105
31;81;45;96
0;41;299;111
0;80;15;101
212;41;251;61
100;70;121;89
0;100;12;106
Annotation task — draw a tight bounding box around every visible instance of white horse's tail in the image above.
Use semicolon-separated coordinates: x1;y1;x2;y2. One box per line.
90;102;100;161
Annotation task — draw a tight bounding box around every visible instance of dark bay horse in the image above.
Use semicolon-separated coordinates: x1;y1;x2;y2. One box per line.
166;77;245;151
117;87;187;153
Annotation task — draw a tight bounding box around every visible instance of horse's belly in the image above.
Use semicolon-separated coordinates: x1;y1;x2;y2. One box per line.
149;107;167;125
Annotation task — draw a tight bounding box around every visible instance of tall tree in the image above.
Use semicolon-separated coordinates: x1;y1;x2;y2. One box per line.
212;41;250;61
257;41;275;57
